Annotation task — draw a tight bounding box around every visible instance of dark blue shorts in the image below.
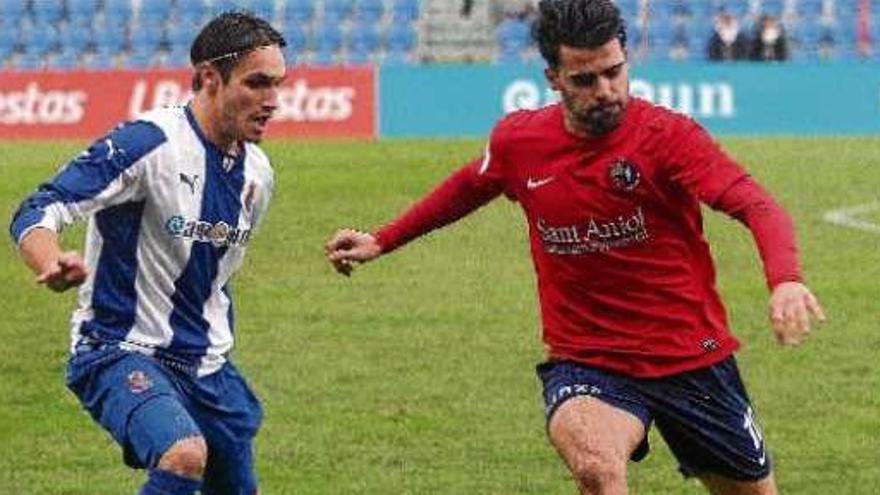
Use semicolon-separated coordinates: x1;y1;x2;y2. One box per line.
537;356;771;481
66;345;263;493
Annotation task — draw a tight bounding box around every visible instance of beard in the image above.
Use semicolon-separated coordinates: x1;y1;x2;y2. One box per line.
563;94;626;137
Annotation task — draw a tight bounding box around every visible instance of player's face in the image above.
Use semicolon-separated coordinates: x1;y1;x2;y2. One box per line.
216;45;286;144
545;39;629;137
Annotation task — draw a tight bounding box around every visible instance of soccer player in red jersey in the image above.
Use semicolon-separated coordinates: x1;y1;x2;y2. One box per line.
326;1;825;493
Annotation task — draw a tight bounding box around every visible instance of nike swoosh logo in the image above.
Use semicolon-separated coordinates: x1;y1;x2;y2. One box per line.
758;446;766;466
526;176;555;190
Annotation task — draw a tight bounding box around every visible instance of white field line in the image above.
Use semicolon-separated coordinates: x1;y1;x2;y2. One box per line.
822;201;880;234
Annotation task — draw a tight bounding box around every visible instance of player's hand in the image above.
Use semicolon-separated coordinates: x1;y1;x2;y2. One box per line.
36;251;88;292
325;228;382;276
768;281;826;347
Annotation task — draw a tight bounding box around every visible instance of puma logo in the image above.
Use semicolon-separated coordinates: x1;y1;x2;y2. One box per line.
179;173;199;194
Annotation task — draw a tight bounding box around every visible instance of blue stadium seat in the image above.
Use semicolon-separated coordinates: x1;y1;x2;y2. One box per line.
687;0;719;24
93;22;129;56
385;22;417;53
84;52;116;69
0;26;18;61
716;0;750;18
324;0;354;21
68;0;101;19
355;0;385;22
58;23;94;57
130;23;165;56
167;22;195;51
49;51;81;70
796;0;825;20
312;45;339;65
283;21;308;56
347;44;373;64
33;1;65;25
17;52;46;70
250;0;277;20
164;44;191;67
178;0;209;27
0;0;27;24
348;19;380;53
105;0;135;24
314;20;344;53
125;50;155;68
615;0;641;19
21;22;60;57
759;0;785;17
213;0;242;15
140;0;174;27
391;0;420;22
283;0;315;24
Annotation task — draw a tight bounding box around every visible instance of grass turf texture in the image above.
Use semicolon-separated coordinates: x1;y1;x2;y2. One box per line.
1;137;878;493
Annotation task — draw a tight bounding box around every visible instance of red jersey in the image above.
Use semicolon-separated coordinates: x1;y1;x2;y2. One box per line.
376;98;801;377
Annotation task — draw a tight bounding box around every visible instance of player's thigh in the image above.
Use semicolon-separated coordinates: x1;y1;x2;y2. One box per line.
699;472;778;495
549;396;647;469
66;348;202;468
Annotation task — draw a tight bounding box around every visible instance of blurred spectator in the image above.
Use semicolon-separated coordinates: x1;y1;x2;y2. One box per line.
461;0;474;18
817;28;836;61
668;24;690;61
707;11;749;61
751;15;788;61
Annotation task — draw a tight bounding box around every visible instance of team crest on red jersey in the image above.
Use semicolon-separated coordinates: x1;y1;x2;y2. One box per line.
609;158;641;192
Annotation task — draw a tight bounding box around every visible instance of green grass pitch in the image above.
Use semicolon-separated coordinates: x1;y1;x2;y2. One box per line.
1;137;878;493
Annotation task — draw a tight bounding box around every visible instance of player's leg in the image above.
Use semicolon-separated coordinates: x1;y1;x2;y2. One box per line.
537;361;651;495
639;356;776;494
186;360;264;495
66;347;207;495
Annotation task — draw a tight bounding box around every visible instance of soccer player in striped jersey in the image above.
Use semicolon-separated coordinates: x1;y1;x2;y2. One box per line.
10;12;285;495
326;1;825;494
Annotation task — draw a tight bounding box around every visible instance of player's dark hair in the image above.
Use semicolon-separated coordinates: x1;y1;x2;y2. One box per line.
190;11;286;91
533;0;627;68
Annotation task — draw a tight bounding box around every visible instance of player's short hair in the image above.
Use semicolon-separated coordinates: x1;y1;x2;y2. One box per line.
533;0;627;68
190;11;286;91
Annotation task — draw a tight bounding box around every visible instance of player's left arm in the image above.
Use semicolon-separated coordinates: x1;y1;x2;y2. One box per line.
713;177;826;346
9;121;163;292
665;119;826;346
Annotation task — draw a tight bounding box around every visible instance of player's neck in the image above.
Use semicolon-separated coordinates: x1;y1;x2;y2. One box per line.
190;98;240;156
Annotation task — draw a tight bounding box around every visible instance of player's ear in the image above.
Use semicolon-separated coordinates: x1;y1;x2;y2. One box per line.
544;67;562;91
198;63;222;94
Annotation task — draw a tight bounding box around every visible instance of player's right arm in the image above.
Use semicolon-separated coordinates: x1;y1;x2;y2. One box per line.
326;130;512;276
9;121;165;291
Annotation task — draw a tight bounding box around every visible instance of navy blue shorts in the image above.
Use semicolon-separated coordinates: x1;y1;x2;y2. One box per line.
537;356;771;481
66;346;263;493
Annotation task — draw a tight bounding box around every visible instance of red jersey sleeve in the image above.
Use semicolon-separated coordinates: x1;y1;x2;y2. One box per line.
663;116;748;205
372;128;512;253
713;176;803;289
662;114;802;289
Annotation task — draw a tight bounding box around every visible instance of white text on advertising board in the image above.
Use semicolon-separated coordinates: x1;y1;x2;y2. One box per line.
129;79;355;122
503;78;735;118
0;83;87;125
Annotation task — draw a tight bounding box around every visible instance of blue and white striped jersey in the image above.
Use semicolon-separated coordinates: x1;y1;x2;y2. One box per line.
10;106;275;376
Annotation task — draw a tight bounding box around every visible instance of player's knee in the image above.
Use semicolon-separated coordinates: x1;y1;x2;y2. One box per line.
157;436;208;479
569;449;627;490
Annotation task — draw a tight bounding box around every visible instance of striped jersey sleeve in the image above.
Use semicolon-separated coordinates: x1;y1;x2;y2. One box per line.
9;121;166;245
